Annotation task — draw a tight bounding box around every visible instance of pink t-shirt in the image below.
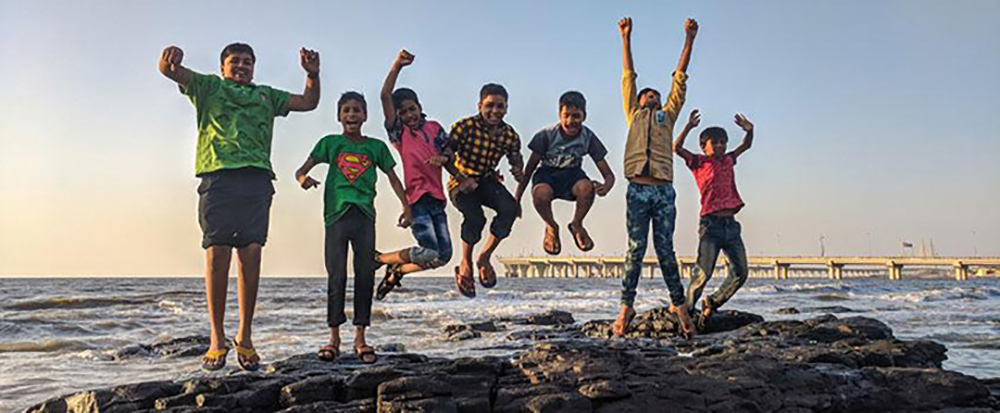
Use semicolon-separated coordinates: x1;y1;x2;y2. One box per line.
386;119;449;205
686;153;745;216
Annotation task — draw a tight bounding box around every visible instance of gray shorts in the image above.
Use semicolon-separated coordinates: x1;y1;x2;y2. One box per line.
197;167;274;249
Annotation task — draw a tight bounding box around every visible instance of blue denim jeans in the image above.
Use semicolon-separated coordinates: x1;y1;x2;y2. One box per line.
408;196;453;269
686;215;749;310
621;182;686;307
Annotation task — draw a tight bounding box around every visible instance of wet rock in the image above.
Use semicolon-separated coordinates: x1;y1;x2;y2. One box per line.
443;321;500;341
28;310;1000;413
776;307;801;314
524;310;575;326
806;305;859;314
112;335;211;360
375;343;406;353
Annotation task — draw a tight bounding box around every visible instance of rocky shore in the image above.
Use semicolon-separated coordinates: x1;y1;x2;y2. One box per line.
26;308;1000;412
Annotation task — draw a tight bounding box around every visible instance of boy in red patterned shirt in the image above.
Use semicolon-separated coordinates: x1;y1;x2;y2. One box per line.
673;109;754;332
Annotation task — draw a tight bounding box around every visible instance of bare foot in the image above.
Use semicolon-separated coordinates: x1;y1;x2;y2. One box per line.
670;303;696;339
612;305;636;337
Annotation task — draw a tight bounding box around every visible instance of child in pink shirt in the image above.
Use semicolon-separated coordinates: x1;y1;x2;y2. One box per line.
673;109;754;332
373;50;454;300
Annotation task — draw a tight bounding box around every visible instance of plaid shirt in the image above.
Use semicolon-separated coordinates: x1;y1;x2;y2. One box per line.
448;114;522;189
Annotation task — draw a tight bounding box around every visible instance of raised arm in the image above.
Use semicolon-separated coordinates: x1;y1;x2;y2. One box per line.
294;157;322;190
729;113;754;159
158;46;192;87
673;109;701;165
663;19;697;121
385;168;413;228
287;48;321;112
381;50;414;130
619;17;638;120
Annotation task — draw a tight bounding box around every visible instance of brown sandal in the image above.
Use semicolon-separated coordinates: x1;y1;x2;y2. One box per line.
568;222;594;252
355;344;378;364
543;225;561;255
317;343;339;362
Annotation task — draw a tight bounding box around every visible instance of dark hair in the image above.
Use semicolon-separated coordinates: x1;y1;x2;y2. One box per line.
479;83;508;101
391;88;421;110
337;91;367;115
220;43;255;64
637;87;660;101
559;91;586;113
699;127;728;146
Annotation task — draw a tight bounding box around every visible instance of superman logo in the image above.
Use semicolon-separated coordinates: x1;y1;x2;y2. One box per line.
336;152;372;184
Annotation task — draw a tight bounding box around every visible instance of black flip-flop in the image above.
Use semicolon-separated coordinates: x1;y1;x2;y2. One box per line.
376;264;404;301
454;266;476;298
478;261;497;289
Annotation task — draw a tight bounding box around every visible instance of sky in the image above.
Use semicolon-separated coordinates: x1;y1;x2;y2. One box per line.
1;0;998;276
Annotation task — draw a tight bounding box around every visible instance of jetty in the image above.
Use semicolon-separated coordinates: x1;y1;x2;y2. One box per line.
497;256;1000;281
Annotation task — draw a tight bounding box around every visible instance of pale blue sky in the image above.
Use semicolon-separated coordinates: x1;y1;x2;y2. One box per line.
1;1;998;275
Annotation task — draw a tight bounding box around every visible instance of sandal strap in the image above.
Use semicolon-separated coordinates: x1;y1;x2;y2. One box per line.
204;348;228;359
232;341;258;358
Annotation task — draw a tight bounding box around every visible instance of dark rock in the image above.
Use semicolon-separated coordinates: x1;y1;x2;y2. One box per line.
776;307;801;314
28;309;1000;413
806;305;859;314
113;335;210;360
524;310;575;326
443;321;501;341
375;343;407;353
280;376;343;407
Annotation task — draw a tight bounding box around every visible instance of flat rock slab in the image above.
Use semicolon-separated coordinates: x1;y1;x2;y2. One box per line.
26;309;1000;413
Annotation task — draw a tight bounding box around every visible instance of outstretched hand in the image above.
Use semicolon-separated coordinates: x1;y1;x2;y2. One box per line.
618;17;633;38
394;49;415;68
687;109;702;128
685;18;699;38
735;113;754;132
298;175;321;190
300;48;320;75
161;46;184;71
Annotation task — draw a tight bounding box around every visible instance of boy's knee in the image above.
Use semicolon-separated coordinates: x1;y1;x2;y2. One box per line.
410;247;440;268
571;180;595;199
532;184;555;202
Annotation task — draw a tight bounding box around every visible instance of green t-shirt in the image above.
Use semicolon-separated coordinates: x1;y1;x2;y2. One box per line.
181;72;291;176
310;134;396;226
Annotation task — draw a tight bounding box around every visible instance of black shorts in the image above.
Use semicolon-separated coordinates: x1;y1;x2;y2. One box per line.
531;166;590;201
197;167;275;249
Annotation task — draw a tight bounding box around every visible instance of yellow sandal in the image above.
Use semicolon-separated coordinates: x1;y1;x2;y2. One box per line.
201;347;228;372
232;340;260;372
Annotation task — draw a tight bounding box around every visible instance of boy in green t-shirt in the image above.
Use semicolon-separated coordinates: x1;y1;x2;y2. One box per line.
159;42;320;371
295;92;411;364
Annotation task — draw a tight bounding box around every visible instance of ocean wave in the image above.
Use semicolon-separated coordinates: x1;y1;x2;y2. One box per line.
878;286;1000;303
3;297;153;311
0;339;92;353
743;283;852;296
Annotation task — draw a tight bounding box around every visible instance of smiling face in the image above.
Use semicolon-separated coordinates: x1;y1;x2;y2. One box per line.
702;136;728;158
397;99;422;128
559;106;586;137
639;90;662;109
477;94;508;126
221;52;255;84
339;100;367;135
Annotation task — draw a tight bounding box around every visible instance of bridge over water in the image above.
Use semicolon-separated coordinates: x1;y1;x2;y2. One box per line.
497;256;1000;281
